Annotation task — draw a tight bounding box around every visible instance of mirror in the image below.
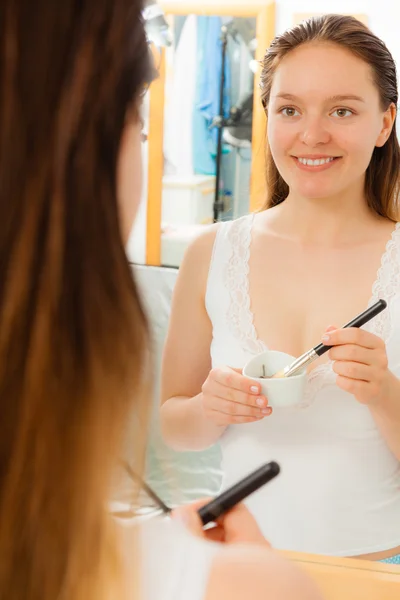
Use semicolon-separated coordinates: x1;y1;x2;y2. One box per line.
123;3;400;572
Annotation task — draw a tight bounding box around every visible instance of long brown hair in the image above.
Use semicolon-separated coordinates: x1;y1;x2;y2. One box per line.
260;14;400;219
0;1;152;599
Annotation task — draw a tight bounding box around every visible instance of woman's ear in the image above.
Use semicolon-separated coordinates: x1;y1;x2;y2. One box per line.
375;102;396;147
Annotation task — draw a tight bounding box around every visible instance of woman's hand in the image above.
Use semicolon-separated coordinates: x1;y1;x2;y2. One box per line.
171;499;270;547
201;366;272;426
322;326;393;405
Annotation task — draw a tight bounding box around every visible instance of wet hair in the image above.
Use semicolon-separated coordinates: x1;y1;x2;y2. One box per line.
260;14;400;219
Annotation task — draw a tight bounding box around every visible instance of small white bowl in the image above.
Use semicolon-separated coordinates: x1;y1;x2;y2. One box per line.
243;350;307;408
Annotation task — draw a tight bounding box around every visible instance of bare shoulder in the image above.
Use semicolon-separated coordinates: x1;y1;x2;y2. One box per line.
175;223;219;297
181;214;255;273
180;223;219;269
206;545;324;600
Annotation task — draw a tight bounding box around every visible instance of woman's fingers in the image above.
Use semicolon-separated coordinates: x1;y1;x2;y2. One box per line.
210;366;262;396
328;343;382;367
332;359;371;382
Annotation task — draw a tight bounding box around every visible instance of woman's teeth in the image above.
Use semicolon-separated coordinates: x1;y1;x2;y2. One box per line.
297;157;335;166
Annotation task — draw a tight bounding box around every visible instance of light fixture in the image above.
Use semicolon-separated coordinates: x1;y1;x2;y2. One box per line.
143;0;172;47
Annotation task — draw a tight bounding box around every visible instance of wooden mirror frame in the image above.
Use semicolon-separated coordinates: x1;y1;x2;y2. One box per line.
145;0;276;265
284;550;400;599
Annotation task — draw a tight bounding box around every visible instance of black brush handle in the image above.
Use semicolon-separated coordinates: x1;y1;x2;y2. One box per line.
198;461;280;526
313;299;387;357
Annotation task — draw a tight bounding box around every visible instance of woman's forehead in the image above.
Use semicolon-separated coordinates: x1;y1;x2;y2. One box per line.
270;43;378;104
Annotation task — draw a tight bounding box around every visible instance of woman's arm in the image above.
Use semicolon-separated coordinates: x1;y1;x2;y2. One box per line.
206;546;324;600
173;499;324;600
160;226;227;451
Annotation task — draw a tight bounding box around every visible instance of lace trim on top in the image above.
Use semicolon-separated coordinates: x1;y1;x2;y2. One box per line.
222;217;400;407
223;214;265;355
368;222;400;341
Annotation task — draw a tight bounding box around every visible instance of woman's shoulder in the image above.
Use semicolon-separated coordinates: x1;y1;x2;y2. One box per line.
178;214;254;284
139;517;323;600
117;516;322;600
135;517;221;600
181;222;219;264
207;544;323;600
183;214;254;259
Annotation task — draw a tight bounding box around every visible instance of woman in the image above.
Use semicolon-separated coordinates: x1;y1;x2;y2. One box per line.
161;14;400;563
0;1;323;599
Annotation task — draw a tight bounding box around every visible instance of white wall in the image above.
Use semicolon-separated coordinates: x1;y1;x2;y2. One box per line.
275;1;400;67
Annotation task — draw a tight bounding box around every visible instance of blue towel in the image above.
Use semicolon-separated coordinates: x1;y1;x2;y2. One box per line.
193;16;231;175
380;553;400;564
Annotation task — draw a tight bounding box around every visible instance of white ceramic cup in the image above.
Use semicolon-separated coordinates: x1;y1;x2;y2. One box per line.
243;350;307;408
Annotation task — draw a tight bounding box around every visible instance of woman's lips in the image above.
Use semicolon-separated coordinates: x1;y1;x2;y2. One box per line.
292;155;341;172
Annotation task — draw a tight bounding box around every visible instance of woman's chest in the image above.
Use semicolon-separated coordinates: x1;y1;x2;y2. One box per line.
248;241;387;360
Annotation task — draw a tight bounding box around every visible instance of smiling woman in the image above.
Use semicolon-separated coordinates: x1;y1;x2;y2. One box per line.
266;72;395;180
265;41;395;200
160;14;400;563
261;16;399;217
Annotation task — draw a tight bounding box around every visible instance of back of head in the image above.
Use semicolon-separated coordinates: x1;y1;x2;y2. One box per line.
260;14;400;219
0;1;152;599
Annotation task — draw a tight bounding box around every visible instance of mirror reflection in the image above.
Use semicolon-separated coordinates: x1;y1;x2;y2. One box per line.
161;14;257;268
128;4;400;570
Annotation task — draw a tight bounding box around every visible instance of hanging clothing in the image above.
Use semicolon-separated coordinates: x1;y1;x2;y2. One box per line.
193;16;231;175
163;15;197;176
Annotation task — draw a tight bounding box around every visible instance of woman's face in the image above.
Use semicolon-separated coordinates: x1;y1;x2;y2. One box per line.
117;115;144;244
267;42;395;201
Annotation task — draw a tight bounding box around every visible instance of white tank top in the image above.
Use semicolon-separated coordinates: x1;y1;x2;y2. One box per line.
205;214;400;557
118;516;218;600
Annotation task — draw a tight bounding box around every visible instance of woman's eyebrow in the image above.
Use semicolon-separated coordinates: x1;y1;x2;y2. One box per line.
272;92;365;103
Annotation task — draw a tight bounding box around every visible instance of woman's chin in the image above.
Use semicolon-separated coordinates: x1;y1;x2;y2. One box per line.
293;185;341;201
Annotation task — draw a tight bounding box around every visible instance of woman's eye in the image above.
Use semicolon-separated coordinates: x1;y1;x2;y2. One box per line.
332;108;353;118
280;107;300;117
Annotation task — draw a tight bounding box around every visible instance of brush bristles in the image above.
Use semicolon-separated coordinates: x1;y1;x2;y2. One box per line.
271;369;286;379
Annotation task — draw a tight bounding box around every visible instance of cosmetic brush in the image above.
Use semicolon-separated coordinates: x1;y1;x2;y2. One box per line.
120;460;281;529
198;461;280;526
271;299;387;379
121;461;171;515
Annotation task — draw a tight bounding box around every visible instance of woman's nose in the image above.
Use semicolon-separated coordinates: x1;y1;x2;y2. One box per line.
299;117;331;146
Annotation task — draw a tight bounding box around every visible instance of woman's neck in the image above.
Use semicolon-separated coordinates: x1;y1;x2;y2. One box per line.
267;185;384;247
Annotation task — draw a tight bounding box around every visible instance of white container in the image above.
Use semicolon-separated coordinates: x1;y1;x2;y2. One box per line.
243;350;307;409
162;174;216;226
